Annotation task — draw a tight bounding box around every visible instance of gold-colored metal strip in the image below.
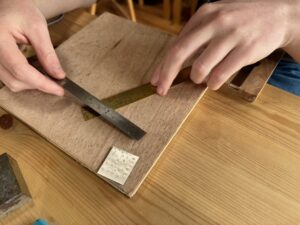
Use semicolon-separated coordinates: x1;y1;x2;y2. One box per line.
81;66;192;120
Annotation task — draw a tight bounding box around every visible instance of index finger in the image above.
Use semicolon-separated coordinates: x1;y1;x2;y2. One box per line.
157;24;212;95
0;38;64;96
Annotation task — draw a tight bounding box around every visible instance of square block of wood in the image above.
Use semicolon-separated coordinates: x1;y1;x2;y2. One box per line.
0;13;206;197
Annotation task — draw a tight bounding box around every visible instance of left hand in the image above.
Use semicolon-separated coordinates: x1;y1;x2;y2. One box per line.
151;0;296;95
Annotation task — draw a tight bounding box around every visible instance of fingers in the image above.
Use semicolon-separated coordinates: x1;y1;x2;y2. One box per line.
155;24;213;95
26;21;65;79
179;3;219;37
150;63;161;86
0;38;64;96
0;65;31;92
207;45;251;90
151;0;287;95
190;36;236;84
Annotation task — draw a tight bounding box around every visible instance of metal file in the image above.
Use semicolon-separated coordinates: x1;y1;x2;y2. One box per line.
58;78;146;140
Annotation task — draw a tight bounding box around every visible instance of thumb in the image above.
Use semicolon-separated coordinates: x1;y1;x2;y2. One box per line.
27;21;65;79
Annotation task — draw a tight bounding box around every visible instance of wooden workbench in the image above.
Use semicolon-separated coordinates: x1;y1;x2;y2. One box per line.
1;9;300;225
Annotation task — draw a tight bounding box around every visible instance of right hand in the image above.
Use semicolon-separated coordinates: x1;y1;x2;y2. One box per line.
0;0;65;96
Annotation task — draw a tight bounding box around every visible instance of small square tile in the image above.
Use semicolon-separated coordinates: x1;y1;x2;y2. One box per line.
97;146;139;185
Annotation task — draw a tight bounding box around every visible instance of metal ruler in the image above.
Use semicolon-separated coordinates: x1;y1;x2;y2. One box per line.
58;78;146;140
81;66;192;120
30;58;192;140
30;60;148;140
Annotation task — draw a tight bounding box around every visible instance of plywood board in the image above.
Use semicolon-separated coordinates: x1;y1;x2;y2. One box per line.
0;13;206;197
227;51;283;102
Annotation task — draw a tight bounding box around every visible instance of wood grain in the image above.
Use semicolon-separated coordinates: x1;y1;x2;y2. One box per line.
1;10;300;224
0;13;206;196
1;84;300;225
228;51;283;102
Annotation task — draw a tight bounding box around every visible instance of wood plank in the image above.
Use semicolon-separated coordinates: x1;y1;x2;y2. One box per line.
2;84;300;224
2;10;300;225
0;13;206;197
238;51;283;101
228;51;283;102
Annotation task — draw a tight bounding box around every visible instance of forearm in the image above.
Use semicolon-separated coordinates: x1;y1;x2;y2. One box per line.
33;0;96;19
282;0;300;63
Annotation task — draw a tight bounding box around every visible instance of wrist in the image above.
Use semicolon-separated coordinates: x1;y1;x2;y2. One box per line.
32;0;97;19
32;0;59;19
281;0;300;61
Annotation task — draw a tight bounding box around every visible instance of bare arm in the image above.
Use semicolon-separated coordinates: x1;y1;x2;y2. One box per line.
34;0;96;19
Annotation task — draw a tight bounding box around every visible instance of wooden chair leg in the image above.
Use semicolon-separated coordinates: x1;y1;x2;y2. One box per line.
163;0;171;20
127;0;137;22
190;0;198;16
138;0;144;7
89;3;97;15
173;0;182;25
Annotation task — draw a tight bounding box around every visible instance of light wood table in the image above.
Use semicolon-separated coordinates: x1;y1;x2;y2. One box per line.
1;10;300;225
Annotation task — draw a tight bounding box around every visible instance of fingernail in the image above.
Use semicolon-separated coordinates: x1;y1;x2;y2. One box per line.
54;66;65;78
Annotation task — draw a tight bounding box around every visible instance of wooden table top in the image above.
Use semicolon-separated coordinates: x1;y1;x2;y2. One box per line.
1;10;300;225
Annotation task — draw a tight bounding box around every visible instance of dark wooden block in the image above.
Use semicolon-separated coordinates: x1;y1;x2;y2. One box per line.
227;50;284;102
0;153;31;218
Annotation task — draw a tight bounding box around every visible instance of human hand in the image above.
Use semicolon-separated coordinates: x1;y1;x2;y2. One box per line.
0;0;65;96
151;0;296;95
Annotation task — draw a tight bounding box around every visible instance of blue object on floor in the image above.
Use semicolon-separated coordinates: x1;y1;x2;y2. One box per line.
34;219;50;225
269;54;300;96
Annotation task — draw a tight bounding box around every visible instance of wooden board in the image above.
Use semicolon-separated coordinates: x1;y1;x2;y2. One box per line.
0;13;206;197
227;50;283;102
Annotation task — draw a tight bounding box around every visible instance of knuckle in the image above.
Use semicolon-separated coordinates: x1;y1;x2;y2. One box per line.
193;61;208;76
39;49;56;61
215;10;233;27
169;43;185;62
8;81;22;92
199;3;214;15
157;69;169;84
230;26;242;36
11;64;27;80
29;20;47;33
